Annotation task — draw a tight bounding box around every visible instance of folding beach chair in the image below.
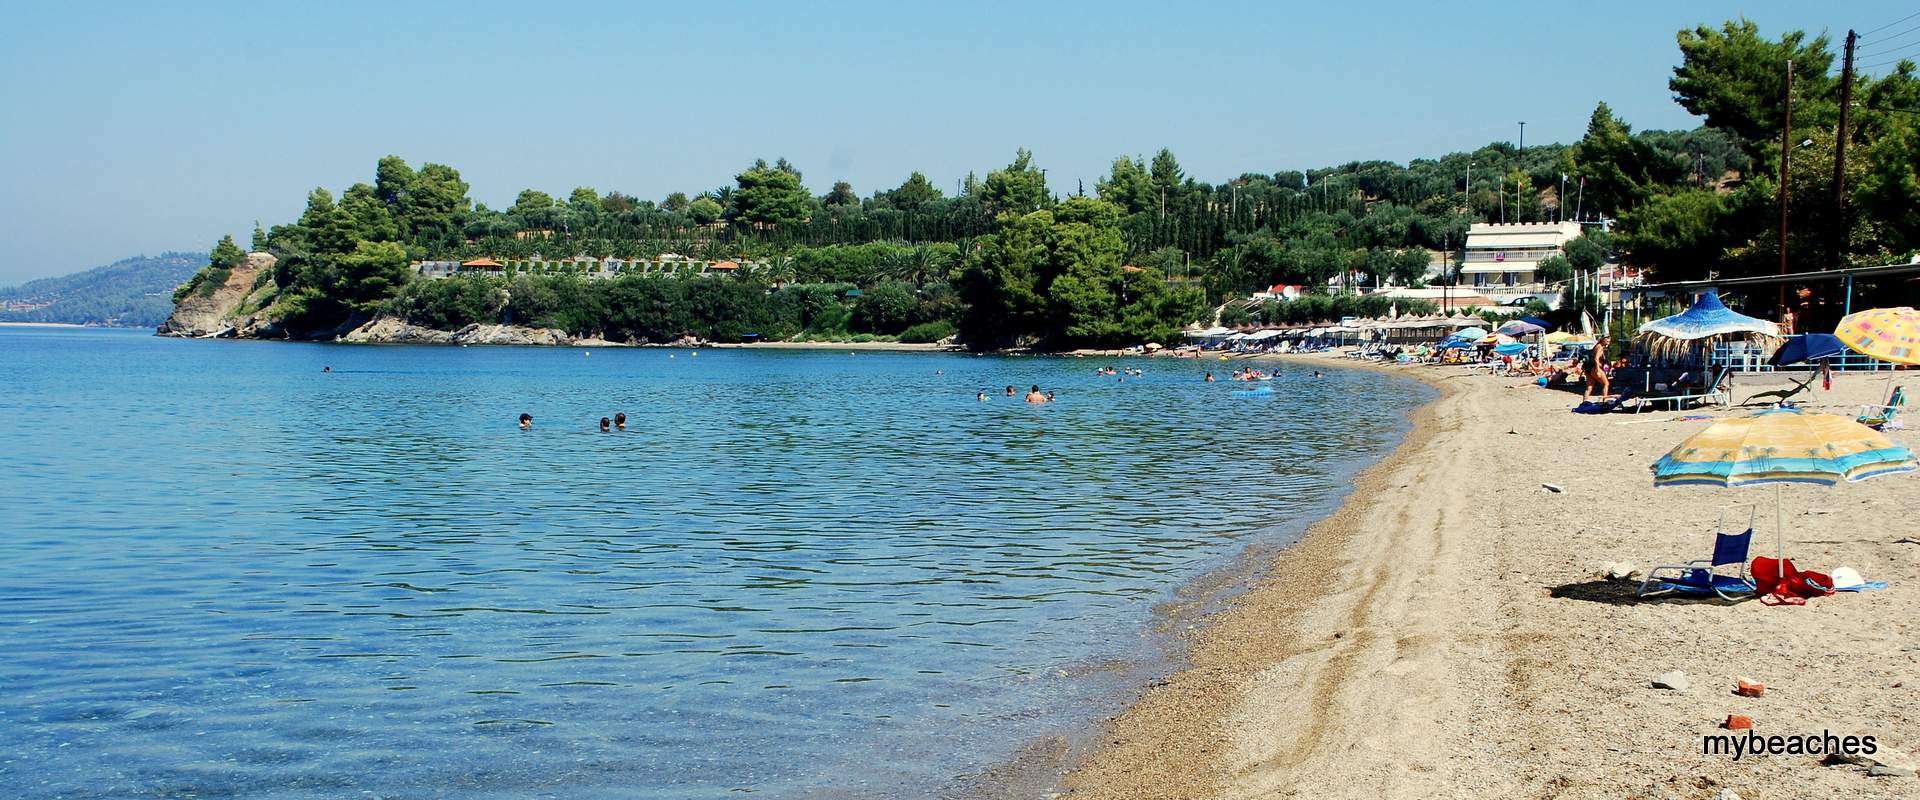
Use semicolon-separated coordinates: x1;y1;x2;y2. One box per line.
1638;506;1757;601
1858;385;1905;430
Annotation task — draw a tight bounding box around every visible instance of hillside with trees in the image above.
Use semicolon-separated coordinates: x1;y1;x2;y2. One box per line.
3;253;203;327
168;17;1920;347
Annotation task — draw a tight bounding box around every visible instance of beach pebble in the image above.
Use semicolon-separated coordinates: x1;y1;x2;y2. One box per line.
1734;677;1766;697
1541;483;1564;493
1723;714;1753;730
1713;790;1743;800
1594;561;1638;581
1868;764;1916;778
1651;671;1690;692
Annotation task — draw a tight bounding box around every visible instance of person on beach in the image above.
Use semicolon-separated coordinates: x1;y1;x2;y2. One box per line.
1582;337;1612;401
1026;385;1048;403
519;413;533;430
614;412;627;431
599;417;612;432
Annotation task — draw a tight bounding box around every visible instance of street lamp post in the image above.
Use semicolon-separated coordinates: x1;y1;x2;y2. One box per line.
1517;121;1527;222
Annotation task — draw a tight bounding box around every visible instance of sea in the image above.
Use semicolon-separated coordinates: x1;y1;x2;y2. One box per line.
0;327;1431;799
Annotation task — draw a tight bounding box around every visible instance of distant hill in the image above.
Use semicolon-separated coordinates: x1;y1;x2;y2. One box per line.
0;253;204;327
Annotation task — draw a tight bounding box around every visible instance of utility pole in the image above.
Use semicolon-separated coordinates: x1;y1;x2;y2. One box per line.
1832;30;1857;272
1517;121;1526;223
1778;59;1794;321
1465;160;1472;219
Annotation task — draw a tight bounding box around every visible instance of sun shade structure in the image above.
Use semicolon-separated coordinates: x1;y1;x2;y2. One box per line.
1653;407;1915;487
1652;407;1914;579
1767;333;1847;366
1637;289;1780;359
1498;320;1546;336
1835;306;1920;365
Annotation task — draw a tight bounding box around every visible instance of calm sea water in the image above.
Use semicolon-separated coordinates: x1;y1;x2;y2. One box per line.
0;327;1429;799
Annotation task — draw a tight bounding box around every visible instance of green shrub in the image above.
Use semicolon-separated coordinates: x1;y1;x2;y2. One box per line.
898;319;956;343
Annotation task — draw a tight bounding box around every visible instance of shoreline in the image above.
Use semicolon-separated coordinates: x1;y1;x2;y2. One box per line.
950;356;1438;799
1059;355;1920;798
1059;353;1463;799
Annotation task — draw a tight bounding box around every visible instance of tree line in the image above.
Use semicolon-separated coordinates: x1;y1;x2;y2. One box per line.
175;16;1920;345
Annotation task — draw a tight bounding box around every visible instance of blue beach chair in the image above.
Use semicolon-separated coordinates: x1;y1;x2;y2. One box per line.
1638;507;1757;601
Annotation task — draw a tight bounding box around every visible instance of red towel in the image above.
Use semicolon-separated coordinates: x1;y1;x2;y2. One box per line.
1752;557;1835;605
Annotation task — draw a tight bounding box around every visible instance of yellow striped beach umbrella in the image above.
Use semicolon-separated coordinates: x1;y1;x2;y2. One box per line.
1653;408;1914;487
1835;306;1920;365
1653;407;1914;576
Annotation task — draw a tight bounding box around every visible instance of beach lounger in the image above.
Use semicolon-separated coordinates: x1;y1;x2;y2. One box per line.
1858;385;1905;429
1635;366;1731;413
1638;509;1756;601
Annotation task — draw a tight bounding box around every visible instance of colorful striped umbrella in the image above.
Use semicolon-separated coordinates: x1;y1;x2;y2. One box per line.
1653;407;1914;577
1653;407;1914;487
1835;306;1920;365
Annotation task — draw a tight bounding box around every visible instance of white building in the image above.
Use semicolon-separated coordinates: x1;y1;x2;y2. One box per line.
1459;221;1582;291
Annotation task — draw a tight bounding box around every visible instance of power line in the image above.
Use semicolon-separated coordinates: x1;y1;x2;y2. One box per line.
1856;23;1920;56
1863;9;1920;36
1861;49;1920;70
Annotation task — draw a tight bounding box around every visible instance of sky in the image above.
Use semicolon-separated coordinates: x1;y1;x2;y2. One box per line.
2;0;1916;285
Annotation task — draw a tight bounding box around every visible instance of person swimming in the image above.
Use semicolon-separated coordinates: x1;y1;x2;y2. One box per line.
1005;385;1016;397
977;391;987;401
1205;371;1215;382
614;412;627;431
599;417;611;432
1025;385;1047;403
322;366;331;373
1046;390;1056;402
519;413;533;430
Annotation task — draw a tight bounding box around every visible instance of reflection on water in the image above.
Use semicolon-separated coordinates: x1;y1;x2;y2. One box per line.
0;328;1428;799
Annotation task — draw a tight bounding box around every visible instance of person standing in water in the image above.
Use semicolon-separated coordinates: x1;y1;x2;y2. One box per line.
1204;371;1214;382
614;412;627;431
1025;385;1048;403
519;413;533;430
599;417;612;432
1005;385;1016;397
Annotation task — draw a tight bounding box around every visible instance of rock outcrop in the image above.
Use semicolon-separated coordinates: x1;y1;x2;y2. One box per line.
339;316;579;346
157;252;277;337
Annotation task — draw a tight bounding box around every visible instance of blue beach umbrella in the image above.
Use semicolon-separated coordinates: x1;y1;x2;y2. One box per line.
1493;342;1529;356
1766;333;1847;366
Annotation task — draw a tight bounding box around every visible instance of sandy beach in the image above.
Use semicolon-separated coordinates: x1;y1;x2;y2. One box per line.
1062;355;1919;799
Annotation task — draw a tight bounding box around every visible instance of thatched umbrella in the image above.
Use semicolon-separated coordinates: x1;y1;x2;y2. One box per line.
1637;289;1780;361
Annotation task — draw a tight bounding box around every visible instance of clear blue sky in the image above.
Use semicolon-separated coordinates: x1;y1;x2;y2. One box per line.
2;0;1913;284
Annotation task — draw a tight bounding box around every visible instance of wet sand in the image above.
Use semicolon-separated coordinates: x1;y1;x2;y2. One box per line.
1059;356;1919;799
